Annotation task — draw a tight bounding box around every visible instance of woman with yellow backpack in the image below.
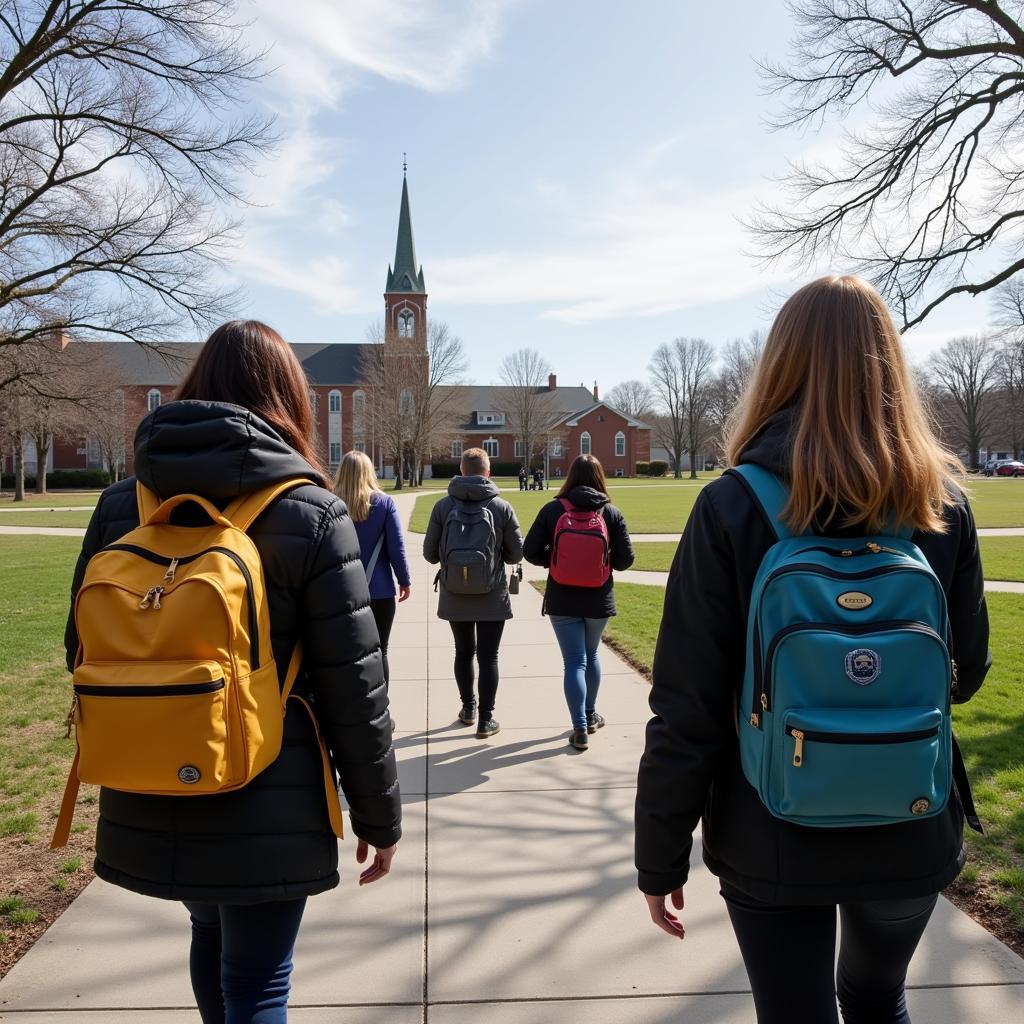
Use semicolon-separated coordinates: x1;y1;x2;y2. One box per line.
61;321;402;1023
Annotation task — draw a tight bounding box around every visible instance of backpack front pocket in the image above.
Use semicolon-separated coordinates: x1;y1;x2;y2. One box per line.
73;660;229;793
779;707;944;823
444;551;492;594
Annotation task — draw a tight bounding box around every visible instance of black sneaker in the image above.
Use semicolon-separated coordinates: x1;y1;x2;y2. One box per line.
586;711;606;735
570;728;589;751
475;717;500;739
458;703;477;725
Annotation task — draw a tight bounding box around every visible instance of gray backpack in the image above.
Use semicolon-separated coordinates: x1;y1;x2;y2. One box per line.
439;499;499;595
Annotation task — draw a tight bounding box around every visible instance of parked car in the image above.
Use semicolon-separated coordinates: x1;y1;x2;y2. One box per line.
995;460;1024;477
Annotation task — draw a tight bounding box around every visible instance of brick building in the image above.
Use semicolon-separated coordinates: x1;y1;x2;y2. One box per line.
11;173;650;480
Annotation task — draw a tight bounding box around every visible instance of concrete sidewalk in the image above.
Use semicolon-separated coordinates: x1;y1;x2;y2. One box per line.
0;495;1022;1022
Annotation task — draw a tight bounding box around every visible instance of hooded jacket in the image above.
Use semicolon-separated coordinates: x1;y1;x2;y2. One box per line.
522;486;635;619
635;410;991;904
422;476;523;621
64;400;402;904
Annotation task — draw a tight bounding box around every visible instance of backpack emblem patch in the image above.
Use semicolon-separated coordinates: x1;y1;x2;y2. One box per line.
845;649;881;685
178;765;201;785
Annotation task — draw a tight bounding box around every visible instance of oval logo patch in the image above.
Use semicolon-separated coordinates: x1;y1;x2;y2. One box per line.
910;798;931;815
845;648;881;685
178;765;201;785
837;591;873;611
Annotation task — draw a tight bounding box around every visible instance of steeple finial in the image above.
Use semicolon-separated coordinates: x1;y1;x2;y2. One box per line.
403;152;407;176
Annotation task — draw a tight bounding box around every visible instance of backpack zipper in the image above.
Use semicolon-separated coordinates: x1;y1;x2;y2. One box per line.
101;544;260;668
74;680;225;698
786;723;940;769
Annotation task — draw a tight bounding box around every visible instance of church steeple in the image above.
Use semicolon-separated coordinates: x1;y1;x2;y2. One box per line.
386;170;426;294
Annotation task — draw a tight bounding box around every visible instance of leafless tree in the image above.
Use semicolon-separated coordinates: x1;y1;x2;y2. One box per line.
649;344;686;477
754;1;1024;330
649;338;717;478
606;379;654;419
992;277;1024;456
0;1;273;393
497;348;561;471
928;334;1000;468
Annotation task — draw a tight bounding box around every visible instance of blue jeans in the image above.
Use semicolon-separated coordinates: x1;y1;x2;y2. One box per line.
549;615;608;729
184;898;307;1024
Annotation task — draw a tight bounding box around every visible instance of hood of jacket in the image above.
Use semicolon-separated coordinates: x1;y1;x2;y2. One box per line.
447;475;500;502
738;408;795;480
134;400;326;500
564;485;610;511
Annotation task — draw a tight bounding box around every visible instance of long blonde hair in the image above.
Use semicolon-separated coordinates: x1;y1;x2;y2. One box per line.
334;450;381;523
725;275;962;535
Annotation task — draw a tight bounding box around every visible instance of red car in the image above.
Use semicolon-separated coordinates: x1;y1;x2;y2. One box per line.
995;460;1024;477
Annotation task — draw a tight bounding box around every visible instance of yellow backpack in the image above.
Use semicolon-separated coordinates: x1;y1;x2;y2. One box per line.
51;480;345;848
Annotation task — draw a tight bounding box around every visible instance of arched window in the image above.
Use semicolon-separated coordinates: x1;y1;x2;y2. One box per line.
580;431;592;456
483;438;499;458
328;390;341;414
615;431;626;457
398;309;415;338
147;388;161;412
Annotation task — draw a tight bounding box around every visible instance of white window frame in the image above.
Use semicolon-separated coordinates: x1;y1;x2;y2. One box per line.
354;440;367;453
615;431;626;457
483;437;499;458
399;389;413;415
329;442;342;465
514;440;526;459
147;389;161;412
451;440;464;459
580;431;592;456
328;390;341;413
549;438;563;458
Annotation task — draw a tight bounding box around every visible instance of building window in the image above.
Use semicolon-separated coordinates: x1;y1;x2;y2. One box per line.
483;438;499;458
615;431;626;457
580;431;592;456
398;309;415;338
477;412;505;425
329;390;341;413
615;468;625;478
549;438;563;458
451;440;463;459
329;442;341;465
514;440;525;459
355;441;367;453
147;389;161;412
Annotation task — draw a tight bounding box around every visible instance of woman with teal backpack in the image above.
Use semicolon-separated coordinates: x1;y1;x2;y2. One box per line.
635;276;991;1024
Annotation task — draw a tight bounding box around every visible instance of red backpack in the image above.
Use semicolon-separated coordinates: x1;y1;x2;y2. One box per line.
550;499;611;588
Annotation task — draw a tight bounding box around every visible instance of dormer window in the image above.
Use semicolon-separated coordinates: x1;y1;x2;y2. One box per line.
398;309;415;338
477;412;505;426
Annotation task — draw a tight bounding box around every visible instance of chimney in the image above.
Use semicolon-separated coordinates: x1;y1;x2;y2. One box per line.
548;373;557;391
593;380;599;401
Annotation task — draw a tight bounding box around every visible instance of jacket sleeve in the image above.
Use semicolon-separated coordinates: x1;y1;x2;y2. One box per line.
501;502;524;564
64;494;108;672
302;500;401;849
948;499;991;703
384;496;412;588
423;498;444;565
608;506;635;572
635;487;742;895
522;503;553;567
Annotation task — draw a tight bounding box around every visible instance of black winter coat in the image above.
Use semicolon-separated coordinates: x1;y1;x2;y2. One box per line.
64;401;402;904
523;487;635;618
635;411;991;904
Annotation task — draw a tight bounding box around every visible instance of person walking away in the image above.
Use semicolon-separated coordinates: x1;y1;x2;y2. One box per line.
334;449;412;685
634;276;990;1024
523;454;633;750
61;322;402;1023
423;447;523;738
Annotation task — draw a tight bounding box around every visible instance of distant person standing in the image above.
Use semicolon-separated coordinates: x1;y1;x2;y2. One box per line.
334;450;411;686
424;447;523;738
518;466;528;491
523;455;634;750
533;467;544;491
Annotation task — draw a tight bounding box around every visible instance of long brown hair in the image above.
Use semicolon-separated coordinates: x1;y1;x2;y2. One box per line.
558;454;608;498
725;275;962;534
177;320;324;473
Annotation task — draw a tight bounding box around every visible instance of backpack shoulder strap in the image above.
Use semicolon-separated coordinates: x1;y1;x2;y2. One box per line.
136;482;161;524
558;498;573;514
728;464;798;541
224;477;316;533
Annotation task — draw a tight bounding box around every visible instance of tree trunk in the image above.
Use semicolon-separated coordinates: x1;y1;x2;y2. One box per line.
34;431;50;494
14;442;25;502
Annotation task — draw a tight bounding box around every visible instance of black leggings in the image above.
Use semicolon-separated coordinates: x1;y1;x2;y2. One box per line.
449;620;505;718
370;598;397;683
722;882;938;1023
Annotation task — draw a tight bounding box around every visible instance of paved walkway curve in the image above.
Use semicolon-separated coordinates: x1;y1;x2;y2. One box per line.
0;491;1021;1022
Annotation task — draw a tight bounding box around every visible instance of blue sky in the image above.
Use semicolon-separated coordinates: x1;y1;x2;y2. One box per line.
232;0;993;388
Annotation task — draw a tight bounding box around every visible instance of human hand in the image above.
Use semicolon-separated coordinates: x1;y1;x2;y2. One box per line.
398;586;411;603
357;840;397;885
645;888;685;939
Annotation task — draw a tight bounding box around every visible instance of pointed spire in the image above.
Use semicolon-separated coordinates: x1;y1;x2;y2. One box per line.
386;167;425;294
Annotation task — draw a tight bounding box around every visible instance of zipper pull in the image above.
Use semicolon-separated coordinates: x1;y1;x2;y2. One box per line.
866;542;881;554
749;712;760;728
139;588;155;609
840;549;853;557
791;729;804;768
152;586;164;610
951;659;959;694
64;694;79;738
163;558;179;584
760;692;768;712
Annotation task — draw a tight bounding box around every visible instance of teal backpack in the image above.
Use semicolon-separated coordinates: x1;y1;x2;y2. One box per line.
733;464;959;828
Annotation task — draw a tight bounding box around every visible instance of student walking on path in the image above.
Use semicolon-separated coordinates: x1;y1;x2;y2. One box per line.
64;322;401;1024
424;447;523;738
523;454;634;750
334;449;412;685
635;276;991;1024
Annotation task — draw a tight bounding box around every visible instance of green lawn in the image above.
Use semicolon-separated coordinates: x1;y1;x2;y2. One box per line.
964;479;1024;528
609;582;1024;940
0;511;93;529
978;537;1024;583
0;492;100;508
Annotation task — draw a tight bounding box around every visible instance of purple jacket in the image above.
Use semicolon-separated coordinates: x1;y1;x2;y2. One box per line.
354;491;412;599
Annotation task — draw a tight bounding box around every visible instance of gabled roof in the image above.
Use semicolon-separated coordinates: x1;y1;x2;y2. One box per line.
438;384;598;434
560;401;652;430
385;175;426;294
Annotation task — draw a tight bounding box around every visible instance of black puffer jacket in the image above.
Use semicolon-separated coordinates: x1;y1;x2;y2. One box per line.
635;410;991;904
64;401;402;904
522;486;634;618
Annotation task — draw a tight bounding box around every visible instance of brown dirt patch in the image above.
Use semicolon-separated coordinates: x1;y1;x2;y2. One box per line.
945;879;1024;960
